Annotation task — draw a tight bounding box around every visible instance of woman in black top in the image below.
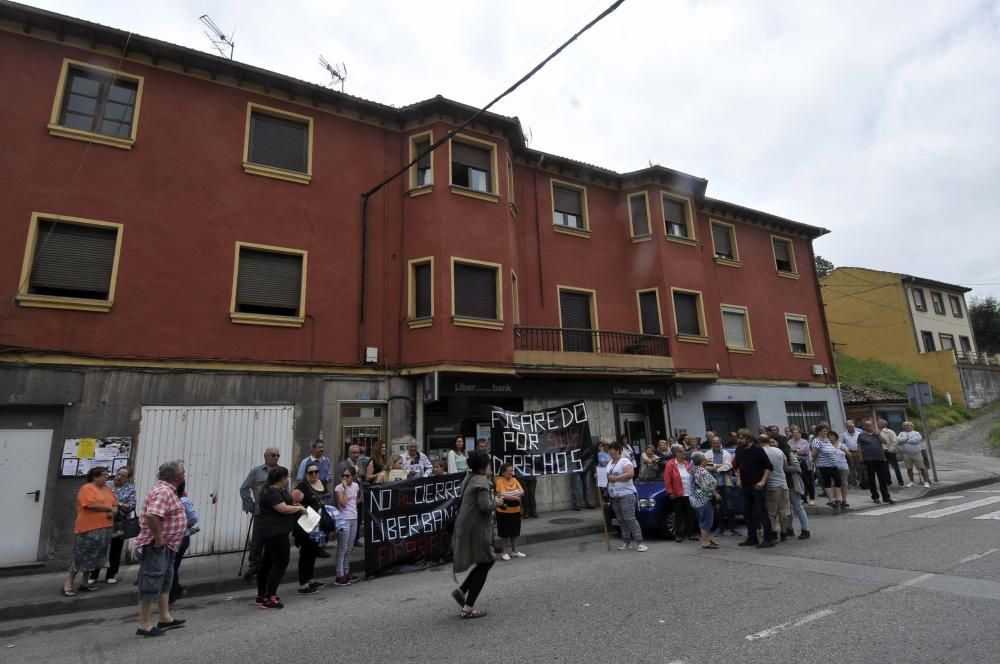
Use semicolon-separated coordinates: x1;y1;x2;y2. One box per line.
292;462;331;595
256;466;306;609
366;440;387;483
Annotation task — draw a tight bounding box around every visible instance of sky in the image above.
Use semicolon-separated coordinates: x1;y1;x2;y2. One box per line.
25;0;1000;300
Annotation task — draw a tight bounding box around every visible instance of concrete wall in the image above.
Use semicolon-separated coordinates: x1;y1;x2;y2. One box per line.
959;365;1000;409
667;382;844;433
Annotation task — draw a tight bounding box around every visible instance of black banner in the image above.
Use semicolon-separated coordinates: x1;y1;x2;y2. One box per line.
363;473;464;578
489;401;593;475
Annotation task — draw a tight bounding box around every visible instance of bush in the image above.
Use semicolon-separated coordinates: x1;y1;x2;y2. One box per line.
835;353;924;397
990;422;1000;449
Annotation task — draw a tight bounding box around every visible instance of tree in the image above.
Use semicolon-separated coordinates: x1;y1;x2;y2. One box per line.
970;295;1000;354
815;255;835;279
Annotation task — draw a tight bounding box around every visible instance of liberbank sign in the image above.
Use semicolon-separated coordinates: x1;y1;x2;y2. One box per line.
434;374;665;400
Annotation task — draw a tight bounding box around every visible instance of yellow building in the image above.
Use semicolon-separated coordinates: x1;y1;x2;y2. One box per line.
820;267;977;406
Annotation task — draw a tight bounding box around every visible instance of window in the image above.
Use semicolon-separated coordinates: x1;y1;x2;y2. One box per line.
407;258;434;327
672;289;706;339
772;237;798;275
231;243;306;326
552;182;587;231
785;402;830;433
785;315;813;356
711;221;740;264
409;132;433;190
948;294;963;317
912;288;927;311
628;193;651;238
48;60;143;149
243;103;313;184
721;305;753;351
636;289;662;335
559;288;597;352
939;334;955;351
450;137;497;198
662;193;694;241
451;259;502;328
17;213;123;312
930;291;945;315
921;330;936;352
960;336;973;353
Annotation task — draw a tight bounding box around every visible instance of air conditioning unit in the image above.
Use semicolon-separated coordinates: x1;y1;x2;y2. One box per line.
811;364;825;376
365;347;378;363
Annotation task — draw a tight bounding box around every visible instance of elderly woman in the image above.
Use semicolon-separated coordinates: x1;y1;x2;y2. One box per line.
689;452;720;549
663;443;698;543
639;444;658;480
90;465;135;585
256;466;307;609
606;442;648;552
451;451;505;619
788;426;815;505
64;466;117;596
811;425;845;512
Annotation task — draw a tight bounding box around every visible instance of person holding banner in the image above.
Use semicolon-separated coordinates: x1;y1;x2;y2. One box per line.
495;463;526;560
606;442;648;552
451;451;503;619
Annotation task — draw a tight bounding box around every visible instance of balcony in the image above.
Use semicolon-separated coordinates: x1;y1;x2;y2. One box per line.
513;326;674;375
955;350;1000;367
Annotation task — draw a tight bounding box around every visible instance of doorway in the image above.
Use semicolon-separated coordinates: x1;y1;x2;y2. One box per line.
0;429;53;564
339;403;386;459
702;403;748;438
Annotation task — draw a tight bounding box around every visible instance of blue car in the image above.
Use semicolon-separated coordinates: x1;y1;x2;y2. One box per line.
604;461;677;538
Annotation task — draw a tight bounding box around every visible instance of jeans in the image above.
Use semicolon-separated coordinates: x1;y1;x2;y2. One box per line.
610;493;643;544
789;490;809;531
336;520;358;578
740;485;774;543
570;471;592;508
460;561;495;608
885;452;905;485
257;534;290;598
865;460;892;502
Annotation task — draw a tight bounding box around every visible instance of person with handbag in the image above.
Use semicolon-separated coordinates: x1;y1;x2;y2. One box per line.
494;463;526;560
64;466;118;596
255;466;307;609
90;466;136;585
292;462;332;594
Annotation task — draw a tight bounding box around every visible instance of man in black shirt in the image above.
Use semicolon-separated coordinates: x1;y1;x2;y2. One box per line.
858;419;894;505
733;431;775;548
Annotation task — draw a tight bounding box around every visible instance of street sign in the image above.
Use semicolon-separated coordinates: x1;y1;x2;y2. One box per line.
906;382;933;405
422;372;439;404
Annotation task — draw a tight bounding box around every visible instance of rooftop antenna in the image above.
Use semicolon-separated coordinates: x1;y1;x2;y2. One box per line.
200;14;235;60
319;55;347;92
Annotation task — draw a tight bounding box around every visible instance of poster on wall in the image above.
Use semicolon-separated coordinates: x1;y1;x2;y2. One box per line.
489;401;594;476
60;437;133;478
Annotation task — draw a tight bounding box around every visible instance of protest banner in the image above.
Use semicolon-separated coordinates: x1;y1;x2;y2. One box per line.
489;401;594;475
364;472;464;578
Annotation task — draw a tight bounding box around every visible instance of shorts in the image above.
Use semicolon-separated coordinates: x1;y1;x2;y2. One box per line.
693;503;714;531
903;453;926;471
765;486;790;519
136;545;175;603
819;466;841;488
838;468;849;486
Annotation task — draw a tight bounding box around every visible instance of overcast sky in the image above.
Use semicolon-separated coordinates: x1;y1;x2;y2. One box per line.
27;0;1000;300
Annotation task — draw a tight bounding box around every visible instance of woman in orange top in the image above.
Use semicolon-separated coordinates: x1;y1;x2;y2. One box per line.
494;463;526;561
62;466;118;596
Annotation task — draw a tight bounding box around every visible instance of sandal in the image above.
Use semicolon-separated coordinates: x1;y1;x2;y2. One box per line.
460;609;487;620
61;588;76;597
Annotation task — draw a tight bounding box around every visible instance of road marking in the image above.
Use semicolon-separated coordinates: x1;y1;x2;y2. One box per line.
974;510;1000;520
745;609;835;641
911;496;1000;519
883;573;936;593
959;549;999;564
969;490;1000;493
856;496;963;516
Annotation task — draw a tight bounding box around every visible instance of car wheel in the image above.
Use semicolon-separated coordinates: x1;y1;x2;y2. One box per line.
661;511;676;540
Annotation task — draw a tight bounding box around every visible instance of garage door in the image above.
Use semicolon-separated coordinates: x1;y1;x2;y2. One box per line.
135;406;294;556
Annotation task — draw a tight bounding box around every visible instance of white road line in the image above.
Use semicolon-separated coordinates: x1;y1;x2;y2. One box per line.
973;510;1000;520
969;490;1000;493
745;609;835;641
883;573;937;593
911;496;1000;519
959;549;999;564
856;496;963;516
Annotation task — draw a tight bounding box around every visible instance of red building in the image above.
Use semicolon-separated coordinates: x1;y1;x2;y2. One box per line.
0;2;840;567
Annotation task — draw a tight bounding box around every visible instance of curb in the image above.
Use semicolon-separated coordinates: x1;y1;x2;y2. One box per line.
804;472;999;517
0;522;605;623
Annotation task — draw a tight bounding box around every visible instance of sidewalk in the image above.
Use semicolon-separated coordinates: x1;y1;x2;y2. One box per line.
0;508;606;623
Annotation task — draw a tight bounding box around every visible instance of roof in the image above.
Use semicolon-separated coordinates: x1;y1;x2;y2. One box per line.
840;384;908;406
0;0;827;239
901;274;972;294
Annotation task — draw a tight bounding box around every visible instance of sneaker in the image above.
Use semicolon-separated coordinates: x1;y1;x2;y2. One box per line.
922;482;931;488
617;542;632;550
511;551;527;558
309;581;326;590
106;577;118;584
905;482;914;488
261;596;283;610
297;586;319;595
807;499;815;506
135;627;166;637
348;575;359;582
636;544;648;552
501;553;511;561
334;576;350;586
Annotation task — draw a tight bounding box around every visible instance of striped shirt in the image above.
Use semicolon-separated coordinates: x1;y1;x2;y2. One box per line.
813;440;841;468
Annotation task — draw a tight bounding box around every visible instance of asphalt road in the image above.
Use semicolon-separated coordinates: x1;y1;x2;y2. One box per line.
4;484;1000;664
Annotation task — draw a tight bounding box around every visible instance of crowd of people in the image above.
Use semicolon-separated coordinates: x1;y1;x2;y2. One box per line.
61;417;933;632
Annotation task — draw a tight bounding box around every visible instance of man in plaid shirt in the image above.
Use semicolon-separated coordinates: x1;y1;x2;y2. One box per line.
135;460;188;637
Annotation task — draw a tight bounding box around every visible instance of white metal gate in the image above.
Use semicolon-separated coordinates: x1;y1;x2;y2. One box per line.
135;406;294;556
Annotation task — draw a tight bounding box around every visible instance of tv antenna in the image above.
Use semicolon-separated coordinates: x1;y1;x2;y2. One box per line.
200;14;235;59
319;56;347;92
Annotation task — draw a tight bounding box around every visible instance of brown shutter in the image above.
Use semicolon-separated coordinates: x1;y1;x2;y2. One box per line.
560;290;593;352
454;264;497;319
712;224;733;258
414;262;432;318
451;141;491;170
638;292;661;335
673;292;700;336
249;112;309;173
236;248;303;315
553;186;582;215
630;195;650;236
663;198;686;223
30;221;117;297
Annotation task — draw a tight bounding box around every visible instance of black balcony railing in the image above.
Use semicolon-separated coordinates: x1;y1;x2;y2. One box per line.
514;326;670;356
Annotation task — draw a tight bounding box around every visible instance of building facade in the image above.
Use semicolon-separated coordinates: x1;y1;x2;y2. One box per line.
0;2;841;567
